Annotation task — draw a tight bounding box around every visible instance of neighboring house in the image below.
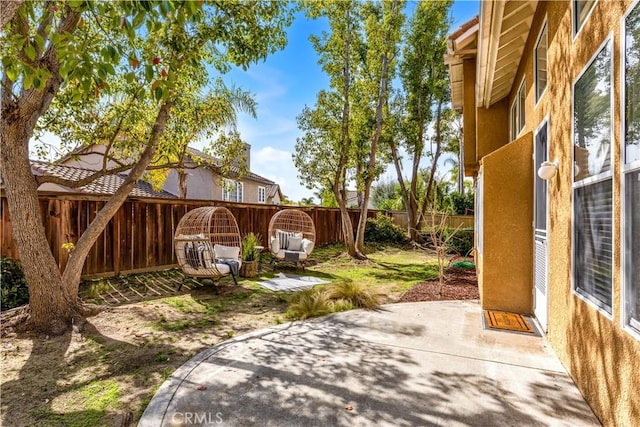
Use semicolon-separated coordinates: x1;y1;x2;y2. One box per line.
32;161;177;198
445;2;638;425
345;190;376;209
59;144;282;204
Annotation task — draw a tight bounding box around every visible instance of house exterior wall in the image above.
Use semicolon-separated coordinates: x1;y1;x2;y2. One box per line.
478;132;533;314
462;1;640;424
476;98;510;159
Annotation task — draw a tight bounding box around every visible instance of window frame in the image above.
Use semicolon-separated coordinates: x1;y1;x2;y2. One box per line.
570;34;615;319
621;1;640;340
573;0;597;39
535;19;548;105
222;179;243;203
510;78;526;141
258;186;266;204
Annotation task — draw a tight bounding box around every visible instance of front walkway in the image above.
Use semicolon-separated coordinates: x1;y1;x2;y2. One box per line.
139;301;600;426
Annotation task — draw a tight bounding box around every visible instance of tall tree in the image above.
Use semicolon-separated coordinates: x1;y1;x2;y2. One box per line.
352;0;404;254
1;0;291;335
296;0;362;257
390;0;452;241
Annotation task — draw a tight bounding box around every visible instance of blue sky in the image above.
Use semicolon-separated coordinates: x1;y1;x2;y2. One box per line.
35;1;479;202
206;0;480;203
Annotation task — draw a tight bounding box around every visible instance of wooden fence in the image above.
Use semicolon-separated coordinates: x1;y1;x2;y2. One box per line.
386;211;475;231
0;193;376;278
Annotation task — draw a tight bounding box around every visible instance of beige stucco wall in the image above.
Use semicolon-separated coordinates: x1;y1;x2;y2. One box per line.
468;0;640;424
476;98;510;160
478;132;533;314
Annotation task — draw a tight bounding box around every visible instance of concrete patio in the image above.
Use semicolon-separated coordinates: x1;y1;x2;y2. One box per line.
139;300;600;426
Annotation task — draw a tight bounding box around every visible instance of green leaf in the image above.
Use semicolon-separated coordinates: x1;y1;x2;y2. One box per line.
145;65;154;82
103;63;116;75
72;92;82;103
6;67;17;82
34;34;45;52
154;86;163;101
125;72;136;83
23;73;33;90
25;44;36;61
132;11;145;29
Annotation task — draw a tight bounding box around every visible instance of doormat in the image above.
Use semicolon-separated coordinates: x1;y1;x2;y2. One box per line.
483;310;536;334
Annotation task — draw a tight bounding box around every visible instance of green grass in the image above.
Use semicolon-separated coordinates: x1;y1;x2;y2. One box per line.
31;380;121;427
154;317;219;331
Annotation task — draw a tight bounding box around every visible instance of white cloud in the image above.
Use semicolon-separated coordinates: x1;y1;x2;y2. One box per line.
251;146;312;202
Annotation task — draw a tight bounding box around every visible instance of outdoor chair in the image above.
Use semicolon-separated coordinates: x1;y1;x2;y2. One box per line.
267;209;316;269
174;206;242;290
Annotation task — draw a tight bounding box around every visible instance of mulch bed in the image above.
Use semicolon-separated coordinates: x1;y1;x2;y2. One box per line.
399;266;479;303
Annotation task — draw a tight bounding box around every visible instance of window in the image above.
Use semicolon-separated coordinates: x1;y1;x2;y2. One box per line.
623;2;640;335
572;39;613;314
510;80;526;141
535;22;548;102
574;0;596;36
222;179;243;203
258;186;266;204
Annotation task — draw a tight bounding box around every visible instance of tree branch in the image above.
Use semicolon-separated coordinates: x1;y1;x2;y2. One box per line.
1;0;25;29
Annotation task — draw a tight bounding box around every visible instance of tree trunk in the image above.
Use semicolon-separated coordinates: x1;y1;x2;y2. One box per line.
0;9;82;334
419;99;444;223
0;0;24;28
179;169;187;198
61;100;173;292
0;123;80;335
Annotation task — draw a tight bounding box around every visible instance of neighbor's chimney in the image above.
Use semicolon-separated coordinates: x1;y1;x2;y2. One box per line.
243;143;251;170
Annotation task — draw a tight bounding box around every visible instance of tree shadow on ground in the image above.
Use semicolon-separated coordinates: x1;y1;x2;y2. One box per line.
146;312;597;427
1;320;192;426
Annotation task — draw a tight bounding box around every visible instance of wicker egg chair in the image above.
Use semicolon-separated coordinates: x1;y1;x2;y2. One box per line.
174;206;242;290
267;209;316;267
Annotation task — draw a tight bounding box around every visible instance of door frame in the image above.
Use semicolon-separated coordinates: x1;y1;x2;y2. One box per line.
533;116;550;332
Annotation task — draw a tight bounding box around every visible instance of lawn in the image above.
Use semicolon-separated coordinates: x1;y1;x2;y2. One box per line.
0;244;440;427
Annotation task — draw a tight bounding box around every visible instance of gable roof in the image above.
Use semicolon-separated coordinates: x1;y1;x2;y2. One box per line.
32;161;177;199
185;147;276;185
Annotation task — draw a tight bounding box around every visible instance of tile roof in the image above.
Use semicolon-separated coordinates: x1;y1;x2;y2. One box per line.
186;147;276;185
31;161;177;199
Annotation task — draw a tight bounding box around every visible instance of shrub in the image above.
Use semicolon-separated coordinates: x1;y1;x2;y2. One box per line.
286;288;334;320
364;214;407;245
241;232;260;261
1;257;29;311
330;281;379;309
444;228;474;255
444;191;474;215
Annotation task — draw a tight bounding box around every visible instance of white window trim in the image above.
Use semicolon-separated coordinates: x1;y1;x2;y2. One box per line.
621;1;640;340
573;0;598;40
237;181;243;203
223;179;243;203
534;19;548;106
570;34;615;320
258;186;266;204
510;79;526;141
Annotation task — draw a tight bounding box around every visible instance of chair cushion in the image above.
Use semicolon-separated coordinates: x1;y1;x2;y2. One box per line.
274;250;307;261
287;236;303;252
301;238;314;255
214;244;240;260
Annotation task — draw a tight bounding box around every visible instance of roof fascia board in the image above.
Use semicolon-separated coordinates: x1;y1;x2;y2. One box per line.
477;0;506;108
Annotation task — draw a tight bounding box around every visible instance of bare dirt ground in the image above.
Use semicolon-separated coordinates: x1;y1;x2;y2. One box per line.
399;265;479;303
0;254;478;426
1;273;289;427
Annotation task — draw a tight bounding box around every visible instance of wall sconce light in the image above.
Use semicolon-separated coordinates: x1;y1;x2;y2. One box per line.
537;160;559;180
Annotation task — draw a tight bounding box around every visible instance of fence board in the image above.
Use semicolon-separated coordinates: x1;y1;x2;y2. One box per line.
0;194;470;278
